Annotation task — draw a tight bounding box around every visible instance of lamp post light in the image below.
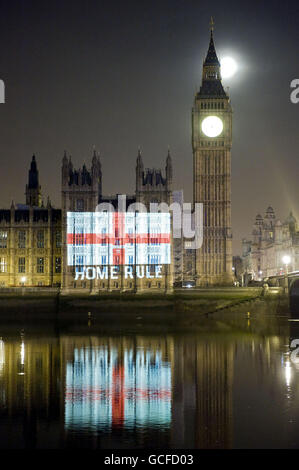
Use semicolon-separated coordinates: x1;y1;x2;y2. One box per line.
282;255;291;275
282;255;291;294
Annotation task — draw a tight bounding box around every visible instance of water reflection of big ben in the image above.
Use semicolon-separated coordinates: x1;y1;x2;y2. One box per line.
171;337;233;449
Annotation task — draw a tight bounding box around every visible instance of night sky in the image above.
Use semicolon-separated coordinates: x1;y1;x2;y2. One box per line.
0;0;298;253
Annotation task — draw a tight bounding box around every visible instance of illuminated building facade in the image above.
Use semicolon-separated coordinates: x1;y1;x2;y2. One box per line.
0;152;174;291
192;24;233;286
242;207;299;282
0;156;62;287
61;150;174;293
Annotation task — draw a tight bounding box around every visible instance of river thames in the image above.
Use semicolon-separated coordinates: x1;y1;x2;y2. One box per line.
0;299;298;449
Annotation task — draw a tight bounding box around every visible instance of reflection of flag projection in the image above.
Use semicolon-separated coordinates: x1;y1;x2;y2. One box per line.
111;365;125;428
65;348;171;432
67;212;171;266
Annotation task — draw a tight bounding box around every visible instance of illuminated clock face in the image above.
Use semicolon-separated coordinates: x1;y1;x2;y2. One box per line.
201;116;223;138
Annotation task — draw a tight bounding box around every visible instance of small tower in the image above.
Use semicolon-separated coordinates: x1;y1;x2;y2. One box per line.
25;155;42;207
166;149;173;191
136;149;144;193
62;150;68;184
91;148;102;196
61;149;103;291
135;150;173;208
285;211;297;234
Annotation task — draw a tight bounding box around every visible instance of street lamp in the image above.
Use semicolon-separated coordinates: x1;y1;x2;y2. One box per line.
282;255;291;274
282;255;291;294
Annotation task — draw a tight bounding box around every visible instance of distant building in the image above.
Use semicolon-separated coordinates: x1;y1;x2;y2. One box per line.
242;207;299;283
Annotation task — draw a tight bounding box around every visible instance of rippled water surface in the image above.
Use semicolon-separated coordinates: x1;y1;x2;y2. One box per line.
0;301;299;449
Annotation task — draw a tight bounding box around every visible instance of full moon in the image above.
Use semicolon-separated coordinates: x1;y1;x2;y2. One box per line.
221;57;238;79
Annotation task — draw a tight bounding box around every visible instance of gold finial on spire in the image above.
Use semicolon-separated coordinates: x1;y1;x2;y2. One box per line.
210;16;214;32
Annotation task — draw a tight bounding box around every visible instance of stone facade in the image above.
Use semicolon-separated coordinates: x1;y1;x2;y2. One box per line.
242;207;299;283
0;157;62;287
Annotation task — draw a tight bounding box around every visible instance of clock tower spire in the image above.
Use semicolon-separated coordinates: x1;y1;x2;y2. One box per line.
192;21;233;286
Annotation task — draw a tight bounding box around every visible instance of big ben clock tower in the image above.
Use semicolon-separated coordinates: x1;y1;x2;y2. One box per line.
192;19;233;286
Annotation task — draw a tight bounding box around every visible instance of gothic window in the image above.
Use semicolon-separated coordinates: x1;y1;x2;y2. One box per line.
18;257;25;273
18;231;26;249
37;230;44;248
55;257;61;274
76;199;84;211
0;231;7;248
0;257;7;273
56;231;61;248
37;257;44;274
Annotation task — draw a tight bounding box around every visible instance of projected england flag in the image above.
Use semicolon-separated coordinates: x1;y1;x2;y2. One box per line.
67;212;171;266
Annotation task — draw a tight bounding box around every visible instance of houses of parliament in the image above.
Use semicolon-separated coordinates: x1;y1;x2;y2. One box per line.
0;25;233;291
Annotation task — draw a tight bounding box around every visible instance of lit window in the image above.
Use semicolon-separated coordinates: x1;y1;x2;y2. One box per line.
18;231;26;249
37;257;44;274
0;231;8;248
18;257;25;273
37;230;44;248
55;257;61;274
0;258;7;273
